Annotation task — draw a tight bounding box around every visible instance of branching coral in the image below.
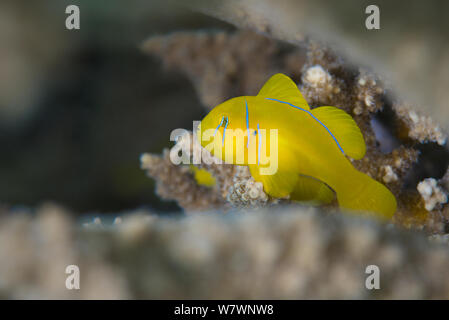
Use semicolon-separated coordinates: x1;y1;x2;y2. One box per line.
395;103;447;146
141;130;276;211
140;148;225;211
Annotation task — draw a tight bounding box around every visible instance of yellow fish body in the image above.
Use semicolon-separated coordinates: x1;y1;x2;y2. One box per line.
197;73;396;220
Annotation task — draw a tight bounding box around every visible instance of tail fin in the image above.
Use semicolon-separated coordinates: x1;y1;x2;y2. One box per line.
336;170;397;220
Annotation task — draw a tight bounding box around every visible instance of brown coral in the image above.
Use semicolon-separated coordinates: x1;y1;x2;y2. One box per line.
395;103;447;146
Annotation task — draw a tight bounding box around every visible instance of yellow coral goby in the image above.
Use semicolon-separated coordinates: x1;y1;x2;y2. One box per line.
198;73;397;220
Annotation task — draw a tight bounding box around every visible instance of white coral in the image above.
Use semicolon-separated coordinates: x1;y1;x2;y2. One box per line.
417;178;448;211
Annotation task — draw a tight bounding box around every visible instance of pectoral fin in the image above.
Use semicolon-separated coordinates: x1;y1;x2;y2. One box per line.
290;175;335;205
257;73;310;110
311;106;366;159
249;164;335;204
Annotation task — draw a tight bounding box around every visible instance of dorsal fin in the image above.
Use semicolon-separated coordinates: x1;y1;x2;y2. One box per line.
257;73;310;110
311;106;366;160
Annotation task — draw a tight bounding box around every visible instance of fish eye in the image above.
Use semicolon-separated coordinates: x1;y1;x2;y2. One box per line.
253;130;257;135
221;116;229;127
